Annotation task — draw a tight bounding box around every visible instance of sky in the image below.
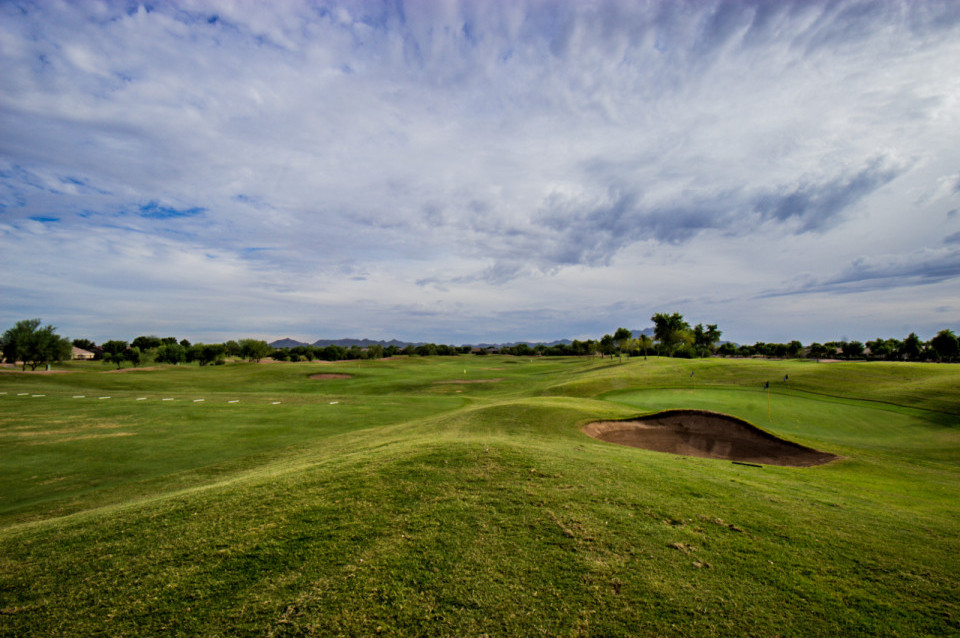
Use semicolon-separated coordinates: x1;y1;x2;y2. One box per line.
2;0;959;346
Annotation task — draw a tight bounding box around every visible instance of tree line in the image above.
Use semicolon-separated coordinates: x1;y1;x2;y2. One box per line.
3;315;959;370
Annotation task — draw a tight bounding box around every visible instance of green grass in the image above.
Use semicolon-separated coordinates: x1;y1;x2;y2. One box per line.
1;355;958;636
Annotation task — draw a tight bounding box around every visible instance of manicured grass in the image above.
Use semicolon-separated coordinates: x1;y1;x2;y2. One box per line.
1;356;958;636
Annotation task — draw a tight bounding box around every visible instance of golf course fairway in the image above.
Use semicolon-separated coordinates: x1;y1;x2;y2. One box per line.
1;355;958;636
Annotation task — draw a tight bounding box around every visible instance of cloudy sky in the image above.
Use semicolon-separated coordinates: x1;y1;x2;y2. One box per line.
2;0;959;345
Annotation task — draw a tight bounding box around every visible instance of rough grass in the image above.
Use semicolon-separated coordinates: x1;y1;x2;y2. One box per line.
1;355;958;636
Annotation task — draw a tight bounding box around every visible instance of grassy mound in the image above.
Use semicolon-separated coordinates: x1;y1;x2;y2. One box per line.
1;356;958;636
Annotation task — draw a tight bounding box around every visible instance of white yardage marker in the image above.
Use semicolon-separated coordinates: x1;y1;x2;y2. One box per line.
98;396;110;400
17;393;29;396
136;397;147;401
271;401;281;404
32;394;45;397
193;399;205;402
162;398;174;401
73;395;85;398
228;400;239;403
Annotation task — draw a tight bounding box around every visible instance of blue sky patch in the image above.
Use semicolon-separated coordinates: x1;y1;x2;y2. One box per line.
138;201;206;220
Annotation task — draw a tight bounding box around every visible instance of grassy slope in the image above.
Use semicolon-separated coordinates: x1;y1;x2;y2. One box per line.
1;356;958;636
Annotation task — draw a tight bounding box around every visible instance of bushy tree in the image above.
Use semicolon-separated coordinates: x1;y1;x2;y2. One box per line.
131;335;162;351
717;342;737;357
155;342;187;365
651;312;691;357
843;340;865;359
1;319;72;370
599;334;615;359
239;339;272;363
613;327;632;362
188;343;226;366
692;323;722;357
930;329;959;362
101;340;129;369
126;346;146;367
901;333;923;361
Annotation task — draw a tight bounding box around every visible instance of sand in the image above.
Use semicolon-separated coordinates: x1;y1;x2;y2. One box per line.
583;409;836;467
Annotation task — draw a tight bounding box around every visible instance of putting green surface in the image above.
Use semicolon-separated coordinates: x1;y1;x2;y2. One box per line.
1;356;958;636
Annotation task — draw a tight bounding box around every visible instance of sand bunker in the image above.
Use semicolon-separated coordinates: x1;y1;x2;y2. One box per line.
309;373;352;380
583;409;836;467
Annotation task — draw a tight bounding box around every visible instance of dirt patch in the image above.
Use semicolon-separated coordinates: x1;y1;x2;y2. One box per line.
582;409;836;467
434;378;503;384
309;373;352;380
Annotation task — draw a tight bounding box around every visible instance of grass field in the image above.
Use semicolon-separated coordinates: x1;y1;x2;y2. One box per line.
1;356;958;636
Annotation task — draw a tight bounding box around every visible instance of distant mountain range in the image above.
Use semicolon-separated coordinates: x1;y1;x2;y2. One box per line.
269;328;657;350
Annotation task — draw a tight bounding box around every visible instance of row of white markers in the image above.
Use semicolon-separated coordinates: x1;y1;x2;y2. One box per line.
0;392;283;404
0;392;341;405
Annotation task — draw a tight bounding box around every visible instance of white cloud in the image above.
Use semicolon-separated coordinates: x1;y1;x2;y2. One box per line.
1;0;959;343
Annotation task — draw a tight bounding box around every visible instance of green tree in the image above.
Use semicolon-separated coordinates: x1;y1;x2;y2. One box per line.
126;346;145;367
692;323;722;357
155;342;187;365
901;333;923;361
224;340;242;357
930;329;959;362
101;340;129;369
843;340;865;359
599;334;615;359
636;334;653;360
2;319;72;370
188;343;226;366
718;342;737;356
613;327;632;362
651;312;691;357
131;335;162;351
239;339;272;363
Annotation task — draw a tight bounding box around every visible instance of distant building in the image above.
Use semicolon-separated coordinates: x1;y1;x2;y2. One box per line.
71;346;95;360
